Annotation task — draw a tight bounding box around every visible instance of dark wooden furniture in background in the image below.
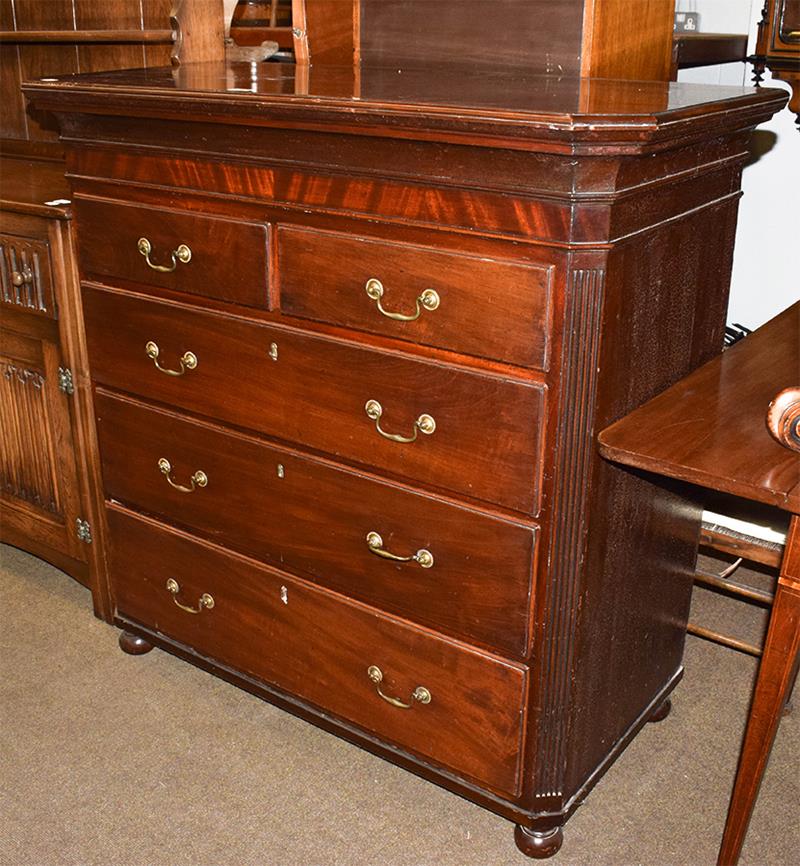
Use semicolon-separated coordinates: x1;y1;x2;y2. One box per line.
0;1;224;613
670;32;749;80
24;17;785;850
1;0;224;158
599;302;800;866
1;160;92;585
752;0;800;126
300;0;677;78
229;0;296;54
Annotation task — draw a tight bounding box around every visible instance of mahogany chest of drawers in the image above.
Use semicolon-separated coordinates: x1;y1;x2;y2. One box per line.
24;63;785;858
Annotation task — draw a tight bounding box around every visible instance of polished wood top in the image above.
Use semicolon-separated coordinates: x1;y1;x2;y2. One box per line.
23;61;788;150
599;303;800;513
0;156;70;219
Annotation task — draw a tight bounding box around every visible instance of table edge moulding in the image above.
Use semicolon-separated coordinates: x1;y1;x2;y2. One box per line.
22;56;786;861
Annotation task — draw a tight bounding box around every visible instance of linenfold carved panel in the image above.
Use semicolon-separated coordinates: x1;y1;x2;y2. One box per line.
0;360;61;514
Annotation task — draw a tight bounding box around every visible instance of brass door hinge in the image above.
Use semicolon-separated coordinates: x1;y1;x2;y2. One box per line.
76;518;92;544
58;367;75;395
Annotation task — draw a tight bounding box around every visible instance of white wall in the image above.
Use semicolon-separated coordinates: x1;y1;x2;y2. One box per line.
677;0;799;328
223;0;238;37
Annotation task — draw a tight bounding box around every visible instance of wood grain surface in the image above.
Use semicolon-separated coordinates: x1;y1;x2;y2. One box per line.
109;504;529;799
95;389;538;655
599;303;800;512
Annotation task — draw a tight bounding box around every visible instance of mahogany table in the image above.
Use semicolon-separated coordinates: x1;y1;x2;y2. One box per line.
599;302;799;865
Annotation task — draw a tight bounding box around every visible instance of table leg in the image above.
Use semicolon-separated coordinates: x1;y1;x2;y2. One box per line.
717;516;800;866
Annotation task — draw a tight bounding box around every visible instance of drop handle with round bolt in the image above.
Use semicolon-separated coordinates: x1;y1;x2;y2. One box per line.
366;531;434;568
364;399;436;444
365;278;440;322
165;578;214;614
137;237;192;273
367;665;431;709
158;457;208;493
145;341;197;377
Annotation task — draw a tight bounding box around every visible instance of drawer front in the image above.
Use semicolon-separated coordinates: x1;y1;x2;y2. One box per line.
278;225;553;369
74;197;270;309
95;391;536;655
109;507;528;797
0;232;55;318
84;287;545;514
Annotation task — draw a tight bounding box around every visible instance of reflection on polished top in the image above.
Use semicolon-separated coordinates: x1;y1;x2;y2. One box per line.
24;61;788;146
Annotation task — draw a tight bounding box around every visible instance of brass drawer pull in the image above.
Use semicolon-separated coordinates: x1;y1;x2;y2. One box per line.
11;267;33;287
364;399;436;443
367;665;431;709
137;237;192;273
158;457;208;493
366;531;434;568
365;278;440;322
145;340;197;376
165;578;214;614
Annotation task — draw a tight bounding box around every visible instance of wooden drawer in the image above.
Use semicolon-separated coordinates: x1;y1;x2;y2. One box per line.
0;232;55;318
108;506;528;797
95;390;536;655
277;225;553;369
84;286;545;514
74;197;270;309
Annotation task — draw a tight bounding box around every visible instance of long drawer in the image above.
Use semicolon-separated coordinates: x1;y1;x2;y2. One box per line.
277;225;554;369
95;391;536;654
74;197;270;309
83;286;545;514
108;506;528;798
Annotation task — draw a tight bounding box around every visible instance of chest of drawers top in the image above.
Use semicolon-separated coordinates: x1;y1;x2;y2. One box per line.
25;61;785;148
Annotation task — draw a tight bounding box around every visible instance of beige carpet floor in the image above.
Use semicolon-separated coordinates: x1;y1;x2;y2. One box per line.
1;544;797;866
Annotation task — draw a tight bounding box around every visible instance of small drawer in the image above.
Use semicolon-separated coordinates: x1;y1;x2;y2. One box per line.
84;286;546;514
74;197;269;308
109;506;528;798
0;233;55;317
95;391;536;655
278;225;554;369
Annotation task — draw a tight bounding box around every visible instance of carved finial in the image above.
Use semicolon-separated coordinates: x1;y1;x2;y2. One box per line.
767;387;800;452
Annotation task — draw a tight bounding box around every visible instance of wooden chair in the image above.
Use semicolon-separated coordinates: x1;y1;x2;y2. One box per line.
692;501;789;659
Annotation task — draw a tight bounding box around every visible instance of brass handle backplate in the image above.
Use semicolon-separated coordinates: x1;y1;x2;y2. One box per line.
165;577;214;614
364;399;435;443
366;531;433;568
365;278;440;322
158;457;208;493
145;340;197;377
137;237;192;272
367;665;431;709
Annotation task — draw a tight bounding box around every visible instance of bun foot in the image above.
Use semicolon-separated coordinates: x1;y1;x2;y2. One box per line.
649;697;672;723
119;631;153;655
514;825;564;859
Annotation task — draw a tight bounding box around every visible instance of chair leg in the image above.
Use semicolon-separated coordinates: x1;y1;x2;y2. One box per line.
717;517;800;866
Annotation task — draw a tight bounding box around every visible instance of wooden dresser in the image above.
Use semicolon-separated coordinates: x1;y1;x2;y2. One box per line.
0;159;93;582
752;0;800;126
24;63;785;858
